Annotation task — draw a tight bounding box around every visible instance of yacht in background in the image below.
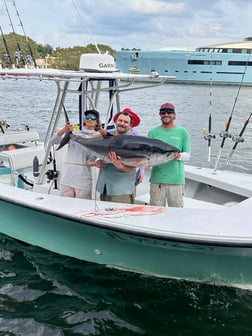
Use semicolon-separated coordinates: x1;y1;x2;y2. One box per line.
116;37;252;85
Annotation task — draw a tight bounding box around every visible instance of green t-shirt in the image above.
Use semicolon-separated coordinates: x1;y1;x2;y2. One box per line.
148;125;190;184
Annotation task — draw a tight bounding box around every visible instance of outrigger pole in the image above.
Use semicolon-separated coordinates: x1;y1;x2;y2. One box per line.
213;57;249;173
0;25;14;67
12;0;37;68
71;0;101;54
3;0;26;67
225;111;252;166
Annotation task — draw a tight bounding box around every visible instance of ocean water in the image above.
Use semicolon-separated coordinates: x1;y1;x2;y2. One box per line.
1;78;252;335
2;235;252;336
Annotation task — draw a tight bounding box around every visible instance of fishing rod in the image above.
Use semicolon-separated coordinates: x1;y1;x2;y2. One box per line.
50;103;71;189
203;112;216;163
203;59;216;163
207;81;213;163
0;123;4;134
213;56;250;173
12;0;37;68
207;56;214;163
0;25;14;67
225;111;252;166
62;103;70;124
3;0;26;67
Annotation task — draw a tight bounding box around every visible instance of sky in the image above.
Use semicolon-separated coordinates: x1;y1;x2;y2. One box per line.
0;0;252;51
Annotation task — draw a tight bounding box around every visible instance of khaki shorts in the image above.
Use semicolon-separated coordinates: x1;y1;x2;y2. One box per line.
150;183;184;208
60;185;92;199
100;193;134;204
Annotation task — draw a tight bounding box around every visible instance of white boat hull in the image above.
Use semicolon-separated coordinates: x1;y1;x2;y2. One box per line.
1;181;252;287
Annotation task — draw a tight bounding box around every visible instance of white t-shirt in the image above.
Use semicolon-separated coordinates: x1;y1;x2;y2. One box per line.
51;128;97;190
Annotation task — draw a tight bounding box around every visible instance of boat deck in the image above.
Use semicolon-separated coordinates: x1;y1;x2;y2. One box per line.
185;165;252;198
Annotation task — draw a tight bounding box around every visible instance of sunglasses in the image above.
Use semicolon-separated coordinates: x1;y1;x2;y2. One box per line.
85;115;97;121
159;109;175;115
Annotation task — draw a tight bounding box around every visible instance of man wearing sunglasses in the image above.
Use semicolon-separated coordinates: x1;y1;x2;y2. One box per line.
51;109;101;199
148;102;190;207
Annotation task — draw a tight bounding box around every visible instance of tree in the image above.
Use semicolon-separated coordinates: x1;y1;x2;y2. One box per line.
37;43;54;57
51;44;116;70
0;33;116;70
0;32;41;67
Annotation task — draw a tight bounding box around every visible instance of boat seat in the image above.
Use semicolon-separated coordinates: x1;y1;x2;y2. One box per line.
0;146;45;171
0;131;40;146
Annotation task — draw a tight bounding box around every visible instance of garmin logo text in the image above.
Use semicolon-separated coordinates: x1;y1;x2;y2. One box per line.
99;63;115;69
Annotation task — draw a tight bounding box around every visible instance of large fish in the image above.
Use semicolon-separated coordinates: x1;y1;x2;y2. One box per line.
60;133;180;167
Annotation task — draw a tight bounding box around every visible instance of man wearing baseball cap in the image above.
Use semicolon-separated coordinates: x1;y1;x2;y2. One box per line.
148;102;190;207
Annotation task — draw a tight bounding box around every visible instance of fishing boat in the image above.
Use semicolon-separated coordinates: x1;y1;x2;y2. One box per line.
116;37;252;85
1;52;252;289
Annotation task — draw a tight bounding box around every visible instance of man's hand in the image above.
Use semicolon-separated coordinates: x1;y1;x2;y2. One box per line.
173;154;181;160
108;152;133;172
57;122;74;136
99;128;108;137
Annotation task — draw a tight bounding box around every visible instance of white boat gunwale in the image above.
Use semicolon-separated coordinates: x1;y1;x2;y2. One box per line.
1;183;252;247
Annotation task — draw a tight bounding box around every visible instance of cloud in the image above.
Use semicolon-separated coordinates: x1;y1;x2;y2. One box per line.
0;0;252;50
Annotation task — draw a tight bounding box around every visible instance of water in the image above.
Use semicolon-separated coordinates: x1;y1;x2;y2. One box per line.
2;236;252;336
1;79;252;335
2;79;252;171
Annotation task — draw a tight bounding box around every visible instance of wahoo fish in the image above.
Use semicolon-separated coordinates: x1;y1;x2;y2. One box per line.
60;133;180;167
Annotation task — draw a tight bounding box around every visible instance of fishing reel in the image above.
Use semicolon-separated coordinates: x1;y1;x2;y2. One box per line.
219;131;232;139
0;120;10;132
231;135;245;144
45;169;59;182
202;128;216;140
203;132;216;141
